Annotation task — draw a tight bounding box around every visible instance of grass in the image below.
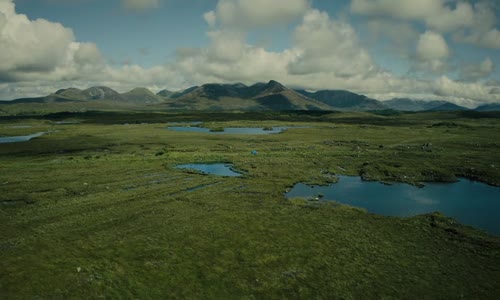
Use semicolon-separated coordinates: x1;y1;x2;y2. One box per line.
0;110;499;298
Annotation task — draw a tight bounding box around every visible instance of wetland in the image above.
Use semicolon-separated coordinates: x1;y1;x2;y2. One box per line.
1;110;499;298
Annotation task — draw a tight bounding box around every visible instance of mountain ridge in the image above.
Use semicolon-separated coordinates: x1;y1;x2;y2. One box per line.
2;80;498;112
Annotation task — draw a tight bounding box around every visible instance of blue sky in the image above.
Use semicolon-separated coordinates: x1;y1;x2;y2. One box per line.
1;0;499;106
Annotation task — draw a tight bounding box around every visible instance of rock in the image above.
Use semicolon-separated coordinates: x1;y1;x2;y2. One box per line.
421;142;433;152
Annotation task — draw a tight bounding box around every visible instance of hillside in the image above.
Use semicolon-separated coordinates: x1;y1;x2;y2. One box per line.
475;103;500;111
385;98;469;111
2;81;499;114
158;80;333;111
121;88;164;105
295;89;388;111
384;98;448;111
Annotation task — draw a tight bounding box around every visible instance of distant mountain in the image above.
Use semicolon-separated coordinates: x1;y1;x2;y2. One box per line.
3;81;498;113
168;86;199;99
53;86;122;102
121;88;163;104
81;86;122;101
55;88;88;101
428;102;469;111
166;80;333;111
180;83;249;99
384;98;448;111
295;89;387;111
475;103;500;111
3;95;83;105
384;98;469;111
156;89;174;98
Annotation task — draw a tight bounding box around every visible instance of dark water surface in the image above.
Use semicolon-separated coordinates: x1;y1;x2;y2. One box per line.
286;176;500;235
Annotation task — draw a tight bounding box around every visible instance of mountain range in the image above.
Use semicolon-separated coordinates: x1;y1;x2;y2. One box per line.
1;80;498;112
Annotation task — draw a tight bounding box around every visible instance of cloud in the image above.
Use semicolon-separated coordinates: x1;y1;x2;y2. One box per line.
416;31;450;61
173;9;499;107
0;0;182;96
287;10;376;77
365;19;419;48
177;9;376;83
0;1;75;76
0;0;499;108
351;0;500;49
0;0;108;83
459;57;495;81
351;0;442;20
414;31;450;73
424;1;475;33
122;0;160;11
204;0;309;29
454;28;500;49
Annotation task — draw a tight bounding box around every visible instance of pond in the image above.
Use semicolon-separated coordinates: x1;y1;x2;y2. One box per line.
176;163;242;177
0;132;47;144
168;126;292;134
286;176;500;235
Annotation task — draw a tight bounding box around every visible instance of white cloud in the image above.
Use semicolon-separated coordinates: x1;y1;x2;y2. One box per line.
203;11;216;27
122;0;159;11
176;9;376;84
459;57;495;81
425;1;475;33
288;10;375;77
172;9;499;107
0;1;74;76
351;0;500;49
351;0;442;20
205;0;309;29
205;30;247;62
0;0;182;96
454;28;500;49
0;0;109;83
365;19;418;47
414;31;450;73
416;31;449;61
0;0;498;108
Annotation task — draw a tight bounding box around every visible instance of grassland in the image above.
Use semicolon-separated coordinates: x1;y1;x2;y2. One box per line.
1;110;499;298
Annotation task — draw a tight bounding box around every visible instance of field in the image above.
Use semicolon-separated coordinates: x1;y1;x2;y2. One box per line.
1;110;500;298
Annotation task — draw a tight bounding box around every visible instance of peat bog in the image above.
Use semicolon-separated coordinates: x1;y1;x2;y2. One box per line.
1;110;499;298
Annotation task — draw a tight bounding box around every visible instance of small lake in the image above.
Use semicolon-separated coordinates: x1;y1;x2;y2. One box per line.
168;126;291;134
0;132;47;144
286;176;500;235
176;163;242;177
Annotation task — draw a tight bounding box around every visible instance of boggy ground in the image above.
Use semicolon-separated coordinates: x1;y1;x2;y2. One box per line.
1;110;499;298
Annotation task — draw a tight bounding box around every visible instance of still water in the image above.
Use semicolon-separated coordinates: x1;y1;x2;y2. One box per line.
176;163;242;177
286;176;500;235
0;132;47;144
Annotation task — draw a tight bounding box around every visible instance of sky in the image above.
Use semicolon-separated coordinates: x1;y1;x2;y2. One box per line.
0;0;499;107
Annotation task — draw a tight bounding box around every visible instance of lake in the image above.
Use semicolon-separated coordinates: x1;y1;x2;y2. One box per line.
176;163;242;177
168;126;292;134
0;132;47;144
286;176;500;235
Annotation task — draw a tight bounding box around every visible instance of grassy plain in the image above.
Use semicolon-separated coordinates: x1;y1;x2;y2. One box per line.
1;110;500;298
